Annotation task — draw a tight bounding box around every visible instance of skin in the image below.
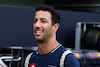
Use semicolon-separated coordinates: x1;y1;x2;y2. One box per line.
33;10;59;55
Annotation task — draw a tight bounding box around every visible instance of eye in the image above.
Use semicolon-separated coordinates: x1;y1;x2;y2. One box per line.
34;19;37;23
41;19;47;23
42;20;46;23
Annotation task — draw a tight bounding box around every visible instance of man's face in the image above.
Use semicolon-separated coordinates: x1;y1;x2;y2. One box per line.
33;10;55;42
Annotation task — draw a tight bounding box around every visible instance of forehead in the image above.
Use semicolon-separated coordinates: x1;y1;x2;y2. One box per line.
34;10;52;19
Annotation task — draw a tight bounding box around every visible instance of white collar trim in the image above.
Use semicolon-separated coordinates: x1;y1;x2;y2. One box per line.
36;44;62;54
51;44;61;53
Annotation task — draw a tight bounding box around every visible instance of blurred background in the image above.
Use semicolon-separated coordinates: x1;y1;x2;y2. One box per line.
0;0;100;12
0;0;100;67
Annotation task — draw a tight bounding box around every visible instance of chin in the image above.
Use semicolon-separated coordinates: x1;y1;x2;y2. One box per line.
37;39;44;43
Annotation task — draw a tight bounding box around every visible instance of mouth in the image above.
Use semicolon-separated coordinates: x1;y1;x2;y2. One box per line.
35;30;43;36
36;31;42;34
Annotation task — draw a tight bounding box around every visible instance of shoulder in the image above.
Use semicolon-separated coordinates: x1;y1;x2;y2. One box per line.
59;45;80;67
65;53;80;67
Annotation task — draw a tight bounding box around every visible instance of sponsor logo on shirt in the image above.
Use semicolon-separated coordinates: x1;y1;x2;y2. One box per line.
30;63;36;67
48;65;57;67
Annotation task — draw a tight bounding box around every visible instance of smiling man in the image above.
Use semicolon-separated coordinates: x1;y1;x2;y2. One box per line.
22;4;80;67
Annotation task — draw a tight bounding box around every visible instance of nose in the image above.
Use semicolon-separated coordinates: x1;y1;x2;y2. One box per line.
34;21;41;28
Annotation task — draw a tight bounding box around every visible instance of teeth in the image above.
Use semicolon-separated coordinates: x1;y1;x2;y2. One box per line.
36;31;42;34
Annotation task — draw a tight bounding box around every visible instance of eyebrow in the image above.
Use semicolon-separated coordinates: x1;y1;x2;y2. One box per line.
40;18;47;21
34;18;48;22
34;18;47;20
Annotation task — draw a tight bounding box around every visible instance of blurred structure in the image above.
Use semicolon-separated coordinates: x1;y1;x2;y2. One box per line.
0;0;100;13
0;58;8;67
46;0;100;13
75;22;100;50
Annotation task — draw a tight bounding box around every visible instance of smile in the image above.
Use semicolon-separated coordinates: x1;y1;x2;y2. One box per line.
36;31;42;34
35;30;43;36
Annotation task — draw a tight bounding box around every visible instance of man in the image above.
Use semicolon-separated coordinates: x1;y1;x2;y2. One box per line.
22;4;80;67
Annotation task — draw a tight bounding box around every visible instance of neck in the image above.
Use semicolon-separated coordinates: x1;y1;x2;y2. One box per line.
37;39;59;55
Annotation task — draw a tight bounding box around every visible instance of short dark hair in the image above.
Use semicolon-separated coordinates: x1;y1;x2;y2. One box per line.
35;4;61;25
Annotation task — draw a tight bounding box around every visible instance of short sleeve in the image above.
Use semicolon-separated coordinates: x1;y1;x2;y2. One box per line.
65;54;80;67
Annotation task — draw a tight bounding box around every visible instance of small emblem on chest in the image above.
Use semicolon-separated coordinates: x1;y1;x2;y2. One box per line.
30;63;36;67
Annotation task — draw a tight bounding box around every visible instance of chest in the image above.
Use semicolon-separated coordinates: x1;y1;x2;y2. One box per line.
29;54;60;67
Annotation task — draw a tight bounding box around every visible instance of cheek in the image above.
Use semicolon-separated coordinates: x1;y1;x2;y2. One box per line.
33;24;36;29
47;27;53;33
33;25;35;32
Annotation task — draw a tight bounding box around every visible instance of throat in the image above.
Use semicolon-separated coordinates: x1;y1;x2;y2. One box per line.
37;42;60;55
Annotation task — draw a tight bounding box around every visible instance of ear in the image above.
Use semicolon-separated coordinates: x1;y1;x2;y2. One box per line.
53;23;60;32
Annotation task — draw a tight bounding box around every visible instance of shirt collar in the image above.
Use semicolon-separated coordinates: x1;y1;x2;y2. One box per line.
36;43;62;54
